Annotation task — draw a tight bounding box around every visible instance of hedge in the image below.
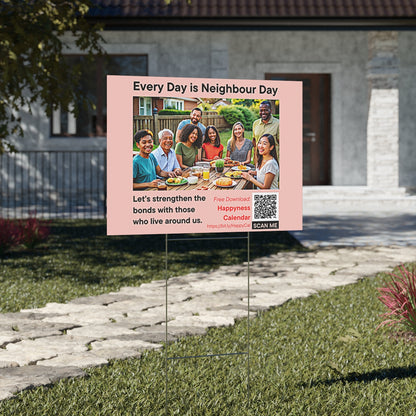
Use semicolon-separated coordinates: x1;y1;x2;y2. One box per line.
218;105;257;131
157;109;190;115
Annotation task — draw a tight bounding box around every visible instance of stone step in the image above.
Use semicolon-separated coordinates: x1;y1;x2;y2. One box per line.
302;186;416;213
303;186;409;198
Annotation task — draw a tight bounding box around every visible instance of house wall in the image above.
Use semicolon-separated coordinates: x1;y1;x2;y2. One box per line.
184;101;196;111
399;33;416;188
155;99;164;111
133;98;139;116
9;29;416;187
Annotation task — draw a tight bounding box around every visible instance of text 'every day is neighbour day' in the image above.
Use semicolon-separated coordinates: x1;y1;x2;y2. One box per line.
133;81;279;96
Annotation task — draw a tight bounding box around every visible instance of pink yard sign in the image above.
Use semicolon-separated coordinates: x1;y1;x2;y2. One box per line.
107;76;302;236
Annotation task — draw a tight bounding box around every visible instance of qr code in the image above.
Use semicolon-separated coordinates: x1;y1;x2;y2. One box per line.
252;193;279;221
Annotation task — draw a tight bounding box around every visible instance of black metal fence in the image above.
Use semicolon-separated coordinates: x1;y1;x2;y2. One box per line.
0;150;106;219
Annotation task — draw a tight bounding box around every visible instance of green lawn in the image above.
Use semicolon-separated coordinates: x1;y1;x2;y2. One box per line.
1;257;415;415
1;221;415;415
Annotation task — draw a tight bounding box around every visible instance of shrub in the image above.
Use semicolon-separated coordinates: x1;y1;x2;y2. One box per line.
0;218;22;255
377;265;416;333
19;217;51;249
0;217;50;255
157;109;190;115
219;105;256;131
218;106;244;127
234;105;256;130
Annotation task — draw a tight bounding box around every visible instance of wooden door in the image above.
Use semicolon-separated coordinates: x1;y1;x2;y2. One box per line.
266;73;331;185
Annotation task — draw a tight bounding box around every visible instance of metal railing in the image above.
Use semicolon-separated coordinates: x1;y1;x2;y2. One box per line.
0;150;106;219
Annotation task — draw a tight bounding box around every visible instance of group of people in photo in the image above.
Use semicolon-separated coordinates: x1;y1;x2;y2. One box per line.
133;101;280;190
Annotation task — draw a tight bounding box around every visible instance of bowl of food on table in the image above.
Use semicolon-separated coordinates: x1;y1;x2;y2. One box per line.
214;177;236;188
188;175;198;184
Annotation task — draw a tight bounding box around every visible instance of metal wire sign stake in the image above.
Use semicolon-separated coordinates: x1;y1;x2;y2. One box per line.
164;233;250;413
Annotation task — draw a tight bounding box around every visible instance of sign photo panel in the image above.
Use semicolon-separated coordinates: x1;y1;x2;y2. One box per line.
107;76;302;235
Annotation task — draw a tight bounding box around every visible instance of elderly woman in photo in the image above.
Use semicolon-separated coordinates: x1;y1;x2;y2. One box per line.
225;121;253;164
241;134;279;189
175;123;203;169
151;128;182;177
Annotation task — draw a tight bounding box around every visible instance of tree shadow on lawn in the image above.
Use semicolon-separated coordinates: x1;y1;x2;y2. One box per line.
47;221;304;268
2;220;304;284
302;366;416;387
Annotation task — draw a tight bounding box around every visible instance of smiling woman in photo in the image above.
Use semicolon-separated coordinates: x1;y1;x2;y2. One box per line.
175;124;203;169
241;133;279;189
201;125;223;161
225;121;253;164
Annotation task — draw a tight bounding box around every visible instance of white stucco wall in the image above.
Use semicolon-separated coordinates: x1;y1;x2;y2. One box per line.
9;29;416;187
399;32;416;188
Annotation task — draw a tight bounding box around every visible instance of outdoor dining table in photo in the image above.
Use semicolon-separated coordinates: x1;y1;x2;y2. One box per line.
142;164;255;192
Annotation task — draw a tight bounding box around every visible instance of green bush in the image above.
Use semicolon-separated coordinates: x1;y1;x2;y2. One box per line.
235;105;256;130
157;109;190;115
219;105;256;131
218;106;244;127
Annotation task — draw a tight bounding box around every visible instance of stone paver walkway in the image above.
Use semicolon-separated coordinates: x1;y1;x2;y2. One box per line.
1;245;416;400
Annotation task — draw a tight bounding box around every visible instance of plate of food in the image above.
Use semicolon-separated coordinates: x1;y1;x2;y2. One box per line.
231;165;250;171
224;160;240;167
214;178;237;188
210;160;239;167
166;177;188;186
225;171;242;179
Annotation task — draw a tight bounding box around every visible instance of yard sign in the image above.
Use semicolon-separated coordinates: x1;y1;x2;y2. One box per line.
107;76;302;235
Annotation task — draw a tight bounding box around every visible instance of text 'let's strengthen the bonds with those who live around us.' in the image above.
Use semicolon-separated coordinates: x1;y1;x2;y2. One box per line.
132;194;252;227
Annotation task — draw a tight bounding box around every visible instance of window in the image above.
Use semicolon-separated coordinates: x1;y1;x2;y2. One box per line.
139;97;152;115
51;55;148;137
164;98;184;111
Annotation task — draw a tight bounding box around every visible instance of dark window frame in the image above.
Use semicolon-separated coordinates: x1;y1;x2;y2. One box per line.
50;54;148;138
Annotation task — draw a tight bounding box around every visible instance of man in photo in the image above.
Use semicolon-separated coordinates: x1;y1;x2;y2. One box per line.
252;100;280;163
175;107;206;143
151;128;182;177
133;129;175;190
